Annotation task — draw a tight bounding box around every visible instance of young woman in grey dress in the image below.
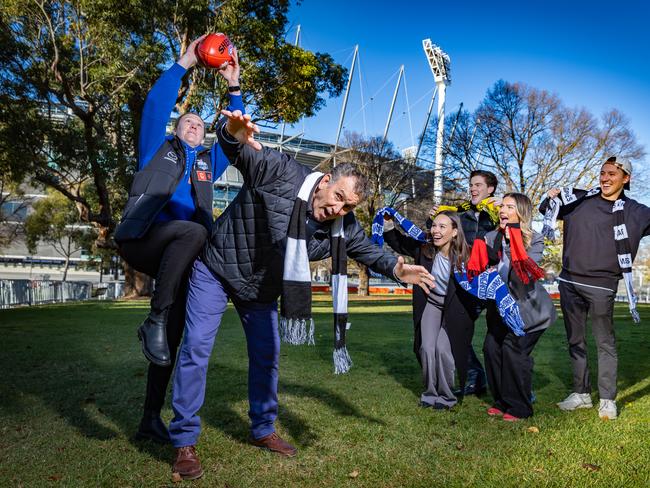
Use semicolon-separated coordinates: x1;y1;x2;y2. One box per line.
383;211;478;409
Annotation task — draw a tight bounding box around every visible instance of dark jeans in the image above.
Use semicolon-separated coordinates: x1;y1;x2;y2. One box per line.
119;220;208;413
483;321;544;419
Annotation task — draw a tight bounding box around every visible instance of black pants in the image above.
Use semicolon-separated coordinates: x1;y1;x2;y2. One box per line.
483;318;544;418
467;345;486;383
119;220;208;413
559;280;617;400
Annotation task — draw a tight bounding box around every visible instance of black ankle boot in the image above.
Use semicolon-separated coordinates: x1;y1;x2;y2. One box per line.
137;308;171;366
135;410;171;444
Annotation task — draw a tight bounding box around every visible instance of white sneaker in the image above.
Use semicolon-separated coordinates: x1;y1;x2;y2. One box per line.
557;392;593;411
598;399;617;420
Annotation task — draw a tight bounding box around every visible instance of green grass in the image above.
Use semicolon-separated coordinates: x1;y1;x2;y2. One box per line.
1;297;650;487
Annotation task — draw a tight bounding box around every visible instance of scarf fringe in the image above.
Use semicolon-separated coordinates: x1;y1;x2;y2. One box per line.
623;272;641;324
333;346;353;374
279;317;315;345
511;257;546;284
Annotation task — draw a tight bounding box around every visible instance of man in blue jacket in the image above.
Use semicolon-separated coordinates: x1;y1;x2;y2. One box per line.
114;35;244;444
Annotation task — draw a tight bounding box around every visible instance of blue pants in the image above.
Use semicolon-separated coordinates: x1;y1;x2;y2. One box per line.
169;259;280;448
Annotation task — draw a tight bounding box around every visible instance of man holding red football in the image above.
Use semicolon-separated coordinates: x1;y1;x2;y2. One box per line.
114;35;243;445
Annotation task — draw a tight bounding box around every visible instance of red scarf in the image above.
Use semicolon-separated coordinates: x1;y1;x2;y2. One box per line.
498;224;545;284
466;225;545;284
467;238;488;280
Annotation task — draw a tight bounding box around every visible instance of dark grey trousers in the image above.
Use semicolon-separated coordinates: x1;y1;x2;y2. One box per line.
559;280;617;400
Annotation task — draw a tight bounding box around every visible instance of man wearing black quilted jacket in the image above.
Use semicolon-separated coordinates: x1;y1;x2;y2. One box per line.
168;110;436;480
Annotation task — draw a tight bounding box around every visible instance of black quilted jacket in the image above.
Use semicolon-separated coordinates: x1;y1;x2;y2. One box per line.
202;122;398;303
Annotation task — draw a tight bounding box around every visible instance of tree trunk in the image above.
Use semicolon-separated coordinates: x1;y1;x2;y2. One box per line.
123;261;153;298
62;256;70;282
358;264;369;296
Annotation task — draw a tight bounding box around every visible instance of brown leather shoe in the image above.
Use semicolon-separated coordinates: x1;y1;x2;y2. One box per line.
172;446;203;480
250;432;297;457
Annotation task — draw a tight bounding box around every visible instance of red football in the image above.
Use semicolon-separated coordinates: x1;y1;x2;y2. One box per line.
196;33;234;69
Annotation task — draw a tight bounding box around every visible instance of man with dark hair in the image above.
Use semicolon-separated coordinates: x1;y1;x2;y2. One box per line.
458;170;500;394
541;156;650;420
168;110;436;480
431;170;500;395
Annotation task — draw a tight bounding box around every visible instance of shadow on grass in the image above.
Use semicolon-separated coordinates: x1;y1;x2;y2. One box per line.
199;363;384;449
0;302;381;466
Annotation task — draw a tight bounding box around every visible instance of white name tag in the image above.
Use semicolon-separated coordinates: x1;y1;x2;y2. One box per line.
614;224;628;240
612;200;625;212
618;253;632;268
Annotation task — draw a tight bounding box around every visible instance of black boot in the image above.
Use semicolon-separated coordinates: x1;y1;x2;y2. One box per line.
135;410;170;444
463;368;487;396
137;308;171;366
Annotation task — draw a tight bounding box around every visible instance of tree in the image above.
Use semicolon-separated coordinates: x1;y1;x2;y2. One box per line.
334;132;435;295
24;190;96;281
0;176;29;250
1;0;345;293
421;80;645;205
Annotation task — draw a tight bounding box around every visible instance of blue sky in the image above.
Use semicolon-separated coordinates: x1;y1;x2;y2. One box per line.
282;0;650;170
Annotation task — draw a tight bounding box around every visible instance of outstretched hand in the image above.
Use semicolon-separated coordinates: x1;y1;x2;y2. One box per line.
394;256;436;293
177;35;208;70
218;47;240;88
220;109;262;151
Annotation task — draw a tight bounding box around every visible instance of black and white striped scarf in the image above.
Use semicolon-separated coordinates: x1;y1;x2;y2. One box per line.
542;187;640;323
280;171;353;374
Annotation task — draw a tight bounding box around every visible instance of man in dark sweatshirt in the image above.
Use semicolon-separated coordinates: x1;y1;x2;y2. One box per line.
540;157;650;420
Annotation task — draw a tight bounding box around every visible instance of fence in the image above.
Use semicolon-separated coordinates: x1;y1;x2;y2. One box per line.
0;279;107;309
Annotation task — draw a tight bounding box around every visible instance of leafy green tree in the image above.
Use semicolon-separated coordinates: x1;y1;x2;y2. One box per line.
24;190;96;281
1;0;345;292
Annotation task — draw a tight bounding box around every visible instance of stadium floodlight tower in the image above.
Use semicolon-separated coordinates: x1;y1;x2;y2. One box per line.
422;39;451;203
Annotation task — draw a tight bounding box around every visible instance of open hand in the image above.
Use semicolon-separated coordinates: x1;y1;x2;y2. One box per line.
220;109;262;150
485;196;502;207
394;256;436;293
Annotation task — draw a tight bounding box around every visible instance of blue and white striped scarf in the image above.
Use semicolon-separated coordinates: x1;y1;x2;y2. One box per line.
371;206;428;247
455;269;526;336
372;207;526;335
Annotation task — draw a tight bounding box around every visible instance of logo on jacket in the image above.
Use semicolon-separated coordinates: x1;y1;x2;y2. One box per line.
196;171;212;182
196;159;209;170
164;151;178;163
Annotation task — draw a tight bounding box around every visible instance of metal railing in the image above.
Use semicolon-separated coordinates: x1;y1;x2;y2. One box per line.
0;279;93;308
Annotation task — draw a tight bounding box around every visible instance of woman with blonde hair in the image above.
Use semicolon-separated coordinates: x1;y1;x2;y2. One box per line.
481;192;556;421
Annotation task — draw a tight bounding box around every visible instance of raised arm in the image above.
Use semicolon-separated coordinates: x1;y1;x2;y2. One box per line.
383;223;420;259
139;36;207;169
210;47;245;181
345;215;435;293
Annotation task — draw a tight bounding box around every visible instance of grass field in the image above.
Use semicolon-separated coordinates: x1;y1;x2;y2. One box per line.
1;297;650;487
